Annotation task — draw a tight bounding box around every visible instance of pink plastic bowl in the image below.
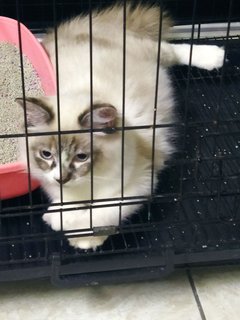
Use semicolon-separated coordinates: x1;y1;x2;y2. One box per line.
0;17;56;200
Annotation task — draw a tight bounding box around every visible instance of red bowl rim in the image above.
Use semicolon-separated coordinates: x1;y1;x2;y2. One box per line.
0;16;56;198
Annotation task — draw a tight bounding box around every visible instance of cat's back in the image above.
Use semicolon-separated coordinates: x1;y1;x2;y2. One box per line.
42;4;171;97
43;4;171;74
42;3;174;134
43;4;170;46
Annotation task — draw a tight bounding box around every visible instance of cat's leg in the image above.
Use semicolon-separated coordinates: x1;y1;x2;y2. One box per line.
42;201;139;250
159;41;225;70
67;202;139;250
42;204;107;249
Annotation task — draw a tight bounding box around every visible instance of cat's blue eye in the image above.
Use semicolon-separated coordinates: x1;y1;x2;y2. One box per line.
75;153;89;162
40;150;53;160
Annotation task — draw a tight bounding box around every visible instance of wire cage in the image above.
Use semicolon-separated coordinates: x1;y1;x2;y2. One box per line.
0;0;240;287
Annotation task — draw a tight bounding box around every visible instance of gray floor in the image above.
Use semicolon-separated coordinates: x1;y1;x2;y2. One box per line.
0;265;240;320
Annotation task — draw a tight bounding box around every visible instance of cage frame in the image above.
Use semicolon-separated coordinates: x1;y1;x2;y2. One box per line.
0;0;240;287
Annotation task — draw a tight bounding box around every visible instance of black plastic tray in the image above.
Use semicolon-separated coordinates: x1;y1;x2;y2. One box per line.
0;35;239;286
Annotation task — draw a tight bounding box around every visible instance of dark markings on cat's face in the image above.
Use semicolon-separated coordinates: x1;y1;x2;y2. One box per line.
34;157;51;171
31;134;101;185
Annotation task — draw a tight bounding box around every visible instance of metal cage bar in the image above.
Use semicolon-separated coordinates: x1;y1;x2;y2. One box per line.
0;0;239;285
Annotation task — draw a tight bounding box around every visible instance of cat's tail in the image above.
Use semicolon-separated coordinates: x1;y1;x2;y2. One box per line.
160;42;225;70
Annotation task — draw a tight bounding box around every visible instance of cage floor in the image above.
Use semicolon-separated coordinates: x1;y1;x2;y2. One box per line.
0;37;240;285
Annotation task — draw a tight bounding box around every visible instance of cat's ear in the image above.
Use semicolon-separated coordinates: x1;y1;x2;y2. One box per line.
79;103;117;134
15;97;54;127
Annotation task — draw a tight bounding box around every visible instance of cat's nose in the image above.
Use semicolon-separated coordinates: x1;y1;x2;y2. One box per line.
55;173;72;184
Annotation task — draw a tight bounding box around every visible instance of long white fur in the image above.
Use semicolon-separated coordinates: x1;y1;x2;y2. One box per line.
23;4;224;250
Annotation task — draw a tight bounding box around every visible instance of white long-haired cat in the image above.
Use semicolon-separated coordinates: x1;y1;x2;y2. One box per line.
17;3;224;249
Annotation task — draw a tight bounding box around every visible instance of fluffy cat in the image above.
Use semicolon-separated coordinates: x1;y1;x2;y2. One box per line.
17;3;224;250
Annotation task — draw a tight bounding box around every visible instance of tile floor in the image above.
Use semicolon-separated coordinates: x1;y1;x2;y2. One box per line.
0;265;240;320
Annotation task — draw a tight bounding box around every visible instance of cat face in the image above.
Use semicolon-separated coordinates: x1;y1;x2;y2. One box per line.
16;97;118;186
31;134;97;185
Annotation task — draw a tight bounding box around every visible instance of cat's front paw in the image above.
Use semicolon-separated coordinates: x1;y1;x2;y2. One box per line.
42;212;61;231
68;235;108;250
